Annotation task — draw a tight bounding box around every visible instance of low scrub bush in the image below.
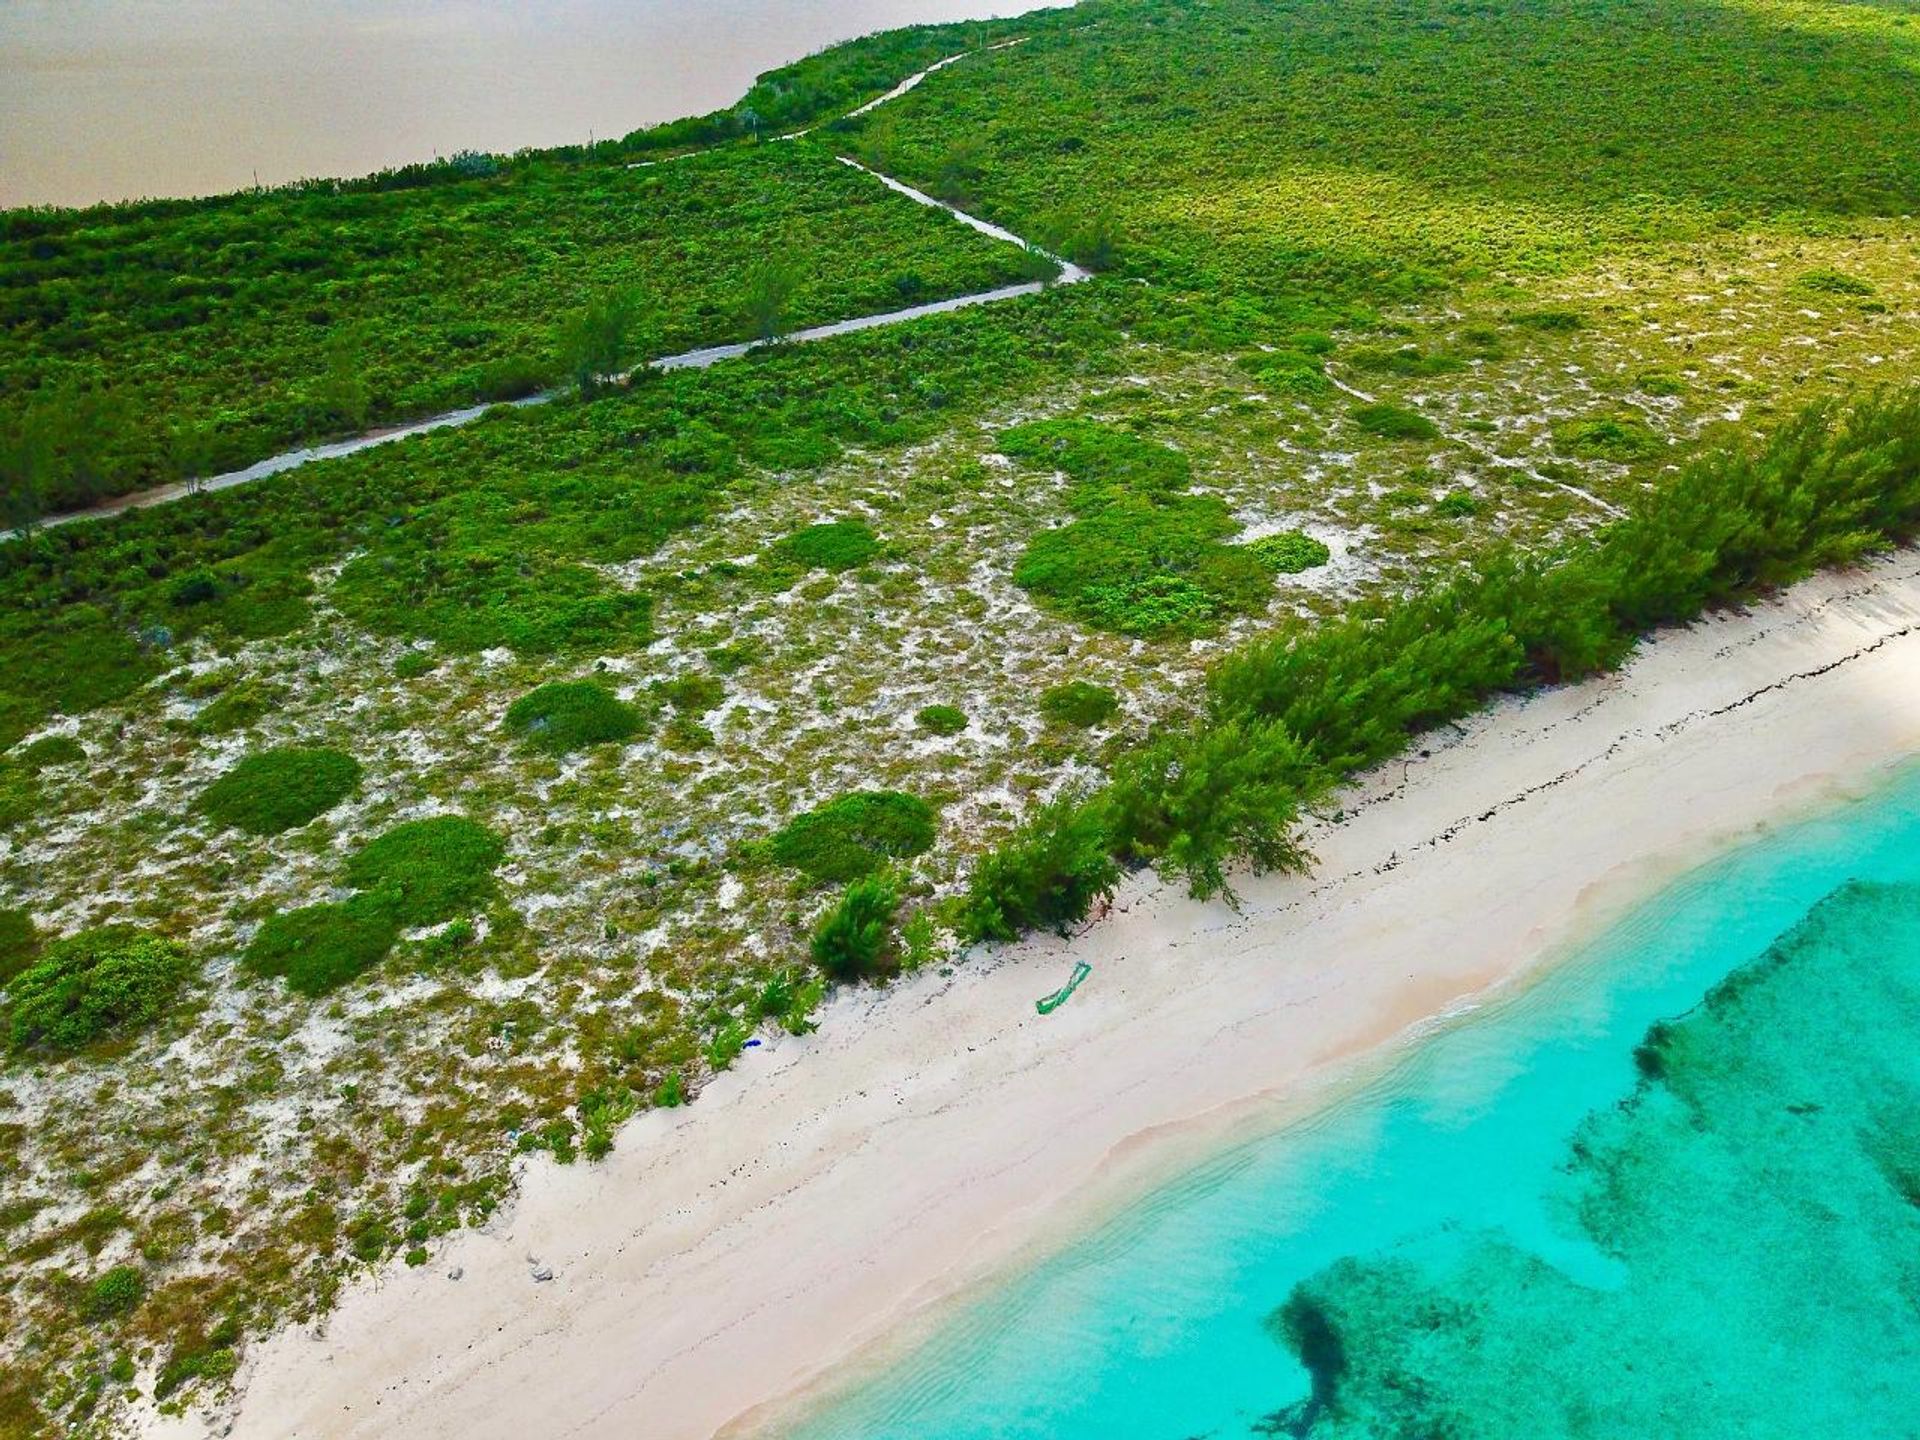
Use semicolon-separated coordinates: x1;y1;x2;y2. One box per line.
769;790;936;885
188;679;284;736
915;704;968;736
1015;494;1271;637
1244;531;1332;573
14;735;84;770
79;1265;145;1322
963;388;1920;940
659;672;725;714
768;519;880;573
1552;414;1666;461
811;872;902;980
958;795;1118;943
0;908;41;985
334;545;653;655
1039;681;1119;729
999;420;1192;507
5;928;195;1055
345;816;505;926
243;896;403;996
1351;402;1440;441
196;747;362;836
503;681;640;753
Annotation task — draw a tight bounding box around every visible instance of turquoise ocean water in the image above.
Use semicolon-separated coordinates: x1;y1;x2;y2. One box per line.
785;759;1920;1440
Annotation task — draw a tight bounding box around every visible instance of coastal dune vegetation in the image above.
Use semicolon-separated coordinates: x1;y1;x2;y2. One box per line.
2;0;1920;1431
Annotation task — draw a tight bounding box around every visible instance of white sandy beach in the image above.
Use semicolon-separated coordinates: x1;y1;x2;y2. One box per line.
206;552;1920;1440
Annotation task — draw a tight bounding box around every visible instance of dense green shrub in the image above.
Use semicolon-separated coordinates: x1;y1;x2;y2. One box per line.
4;928;195;1055
0;908;41;986
1351;403;1440;441
1552;415;1666;461
769;519;881;573
659;672;726;713
965;388;1920;932
243;897;402;996
196;747;361;836
345;816;505;926
13;735;84;770
916;704;968;735
333;547;654;655
1244;531;1332;573
811;872;902;980
1014;494;1272;637
998;420;1193;504
958;795;1118;943
0;766;34;833
79;1266;145;1322
1038;681;1120;729
188;679;284;736
1001;421;1276;636
769;790;936;885
503;681;640;753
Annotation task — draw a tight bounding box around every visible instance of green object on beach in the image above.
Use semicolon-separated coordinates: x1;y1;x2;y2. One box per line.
1036;961;1092;1015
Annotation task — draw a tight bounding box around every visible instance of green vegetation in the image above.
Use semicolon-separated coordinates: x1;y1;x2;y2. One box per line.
768;791;937;885
344;817;505;926
1552;414;1668;461
1002;420;1270;636
7;0;1920;1419
13;734;84;770
503;681;641;754
1351;403;1440;442
189;679;285;736
969;387;1920;911
0;907;40;985
1244;531;1331;574
242;897;404;997
195;747;362;836
0;144;1037;507
811;872;903;980
769;518;882;573
959;795;1118;943
1039;681;1120;729
79;1266;146;1322
916;704;969;735
4;928;194;1055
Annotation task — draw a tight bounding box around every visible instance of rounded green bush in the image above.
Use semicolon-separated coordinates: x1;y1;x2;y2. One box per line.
770;519;880;573
811;872;901;981
503;681;640;753
345;816;505;926
197;747;361;836
1552;414;1666;461
244;897;401;996
14;735;85;771
5;927;195;1055
80;1265;146;1322
0;907;42;987
1244;531;1332;574
335;547;653;655
1013;494;1270;638
1351;402;1440;441
1039;681;1120;729
769;791;936;886
916;704;968;736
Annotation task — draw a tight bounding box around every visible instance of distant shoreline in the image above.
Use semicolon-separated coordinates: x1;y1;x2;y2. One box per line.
202;552;1920;1440
0;0;1066;210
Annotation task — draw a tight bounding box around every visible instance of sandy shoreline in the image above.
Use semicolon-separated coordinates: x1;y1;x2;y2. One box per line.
201;553;1920;1440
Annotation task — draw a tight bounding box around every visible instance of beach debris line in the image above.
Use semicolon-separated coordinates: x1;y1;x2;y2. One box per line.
1036;961;1093;1015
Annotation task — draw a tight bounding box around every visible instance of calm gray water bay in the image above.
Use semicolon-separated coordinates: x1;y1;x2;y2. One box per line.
0;0;1054;208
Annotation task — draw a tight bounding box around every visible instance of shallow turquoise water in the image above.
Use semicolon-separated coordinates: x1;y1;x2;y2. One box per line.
785;760;1920;1440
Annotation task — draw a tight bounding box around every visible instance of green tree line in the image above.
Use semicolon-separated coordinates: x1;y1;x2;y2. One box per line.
959;388;1920;936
